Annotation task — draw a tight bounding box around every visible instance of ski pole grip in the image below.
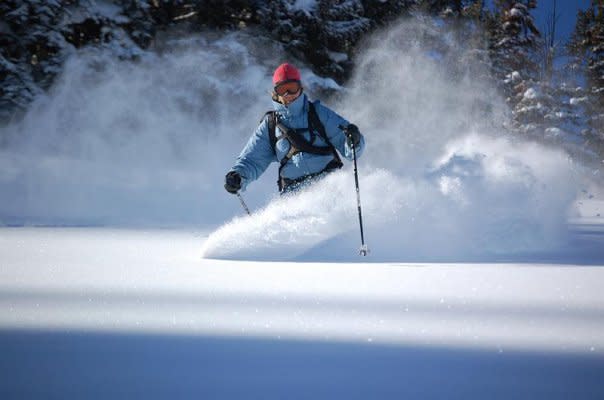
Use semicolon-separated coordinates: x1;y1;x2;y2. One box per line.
339;124;353;143
340;124;359;147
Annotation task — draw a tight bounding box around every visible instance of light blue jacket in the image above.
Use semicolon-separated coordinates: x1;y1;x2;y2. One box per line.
231;93;365;190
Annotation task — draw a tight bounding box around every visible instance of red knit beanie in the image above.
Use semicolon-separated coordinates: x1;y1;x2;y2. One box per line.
272;63;301;86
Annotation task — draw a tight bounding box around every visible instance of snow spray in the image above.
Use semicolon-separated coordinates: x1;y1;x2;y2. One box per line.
0;23;587;262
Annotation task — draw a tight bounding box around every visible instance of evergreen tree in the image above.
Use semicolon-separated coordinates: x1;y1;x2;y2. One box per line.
568;1;604;155
531;0;589;156
256;0;415;83
1;0;419;123
0;0;67;122
0;0;160;123
486;1;543;134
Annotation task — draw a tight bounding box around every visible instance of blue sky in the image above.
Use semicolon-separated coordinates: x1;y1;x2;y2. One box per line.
532;0;591;42
485;1;591;42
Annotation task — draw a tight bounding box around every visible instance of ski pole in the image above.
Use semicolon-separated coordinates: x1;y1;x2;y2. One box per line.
341;125;369;256
236;192;251;216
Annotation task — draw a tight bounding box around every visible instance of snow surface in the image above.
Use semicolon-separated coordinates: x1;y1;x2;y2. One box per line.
1;24;604;398
1;227;604;398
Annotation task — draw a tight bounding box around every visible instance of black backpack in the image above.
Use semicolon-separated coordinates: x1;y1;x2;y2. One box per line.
262;101;343;175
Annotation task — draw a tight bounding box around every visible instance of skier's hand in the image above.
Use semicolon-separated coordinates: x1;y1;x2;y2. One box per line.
224;171;242;194
342;124;361;148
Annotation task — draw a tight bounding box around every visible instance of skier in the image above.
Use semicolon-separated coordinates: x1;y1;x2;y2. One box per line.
224;62;365;195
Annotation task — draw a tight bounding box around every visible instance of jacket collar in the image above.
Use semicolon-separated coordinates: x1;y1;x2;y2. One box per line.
272;93;307;118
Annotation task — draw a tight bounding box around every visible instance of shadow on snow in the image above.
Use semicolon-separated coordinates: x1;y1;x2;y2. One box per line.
1;328;603;399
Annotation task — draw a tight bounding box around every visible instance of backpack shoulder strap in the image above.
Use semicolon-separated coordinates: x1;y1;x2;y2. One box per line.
308;101;342;165
261;111;277;154
307;102;327;143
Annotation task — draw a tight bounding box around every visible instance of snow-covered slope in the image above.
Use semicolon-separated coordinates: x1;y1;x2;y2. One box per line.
1;227;603;398
3;227;604;352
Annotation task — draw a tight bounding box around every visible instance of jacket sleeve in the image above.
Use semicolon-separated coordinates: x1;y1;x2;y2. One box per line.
230;118;277;191
313;101;365;161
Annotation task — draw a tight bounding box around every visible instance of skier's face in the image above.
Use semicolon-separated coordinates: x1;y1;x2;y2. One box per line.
274;81;302;105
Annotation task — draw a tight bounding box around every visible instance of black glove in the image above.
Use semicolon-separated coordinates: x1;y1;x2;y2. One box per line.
224;171;242;194
342;124;361;148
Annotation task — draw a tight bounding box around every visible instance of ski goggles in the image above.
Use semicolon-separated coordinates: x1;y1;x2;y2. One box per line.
274;80;301;96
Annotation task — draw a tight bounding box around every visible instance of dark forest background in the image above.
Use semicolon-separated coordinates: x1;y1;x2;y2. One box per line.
1;1;603;158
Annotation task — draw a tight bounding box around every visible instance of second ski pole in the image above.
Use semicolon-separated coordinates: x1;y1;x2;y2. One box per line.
341;124;368;256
